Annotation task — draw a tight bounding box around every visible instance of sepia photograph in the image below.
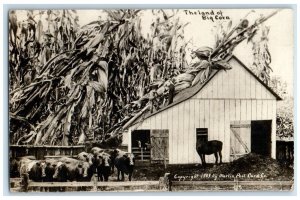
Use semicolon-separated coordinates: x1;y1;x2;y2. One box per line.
8;8;294;192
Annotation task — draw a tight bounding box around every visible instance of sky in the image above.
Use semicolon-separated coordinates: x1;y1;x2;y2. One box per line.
14;8;294;95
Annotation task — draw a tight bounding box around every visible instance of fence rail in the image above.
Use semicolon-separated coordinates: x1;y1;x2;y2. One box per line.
163;173;293;191
16;173;294;192
168;180;293;191
10;145;85;160
20;173;161;192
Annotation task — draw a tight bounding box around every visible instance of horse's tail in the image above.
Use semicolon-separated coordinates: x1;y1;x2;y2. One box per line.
217;141;223;151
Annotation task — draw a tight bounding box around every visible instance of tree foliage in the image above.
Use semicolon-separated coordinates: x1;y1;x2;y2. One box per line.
270;77;293;139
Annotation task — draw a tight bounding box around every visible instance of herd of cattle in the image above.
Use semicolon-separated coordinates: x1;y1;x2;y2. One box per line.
10;147;135;182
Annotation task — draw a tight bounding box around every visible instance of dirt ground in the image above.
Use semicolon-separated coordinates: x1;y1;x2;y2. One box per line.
10;153;293;192
131;153;294;181
10;153;293;183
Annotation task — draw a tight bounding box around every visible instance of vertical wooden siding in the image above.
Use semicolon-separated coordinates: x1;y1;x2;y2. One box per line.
128;59;277;164
193;58;276;100
129;99;276;164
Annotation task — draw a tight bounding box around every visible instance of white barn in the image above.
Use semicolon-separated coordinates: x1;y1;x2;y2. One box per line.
122;55;282;165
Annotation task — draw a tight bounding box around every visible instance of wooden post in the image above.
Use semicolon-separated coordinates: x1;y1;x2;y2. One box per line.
163;173;172;191
233;178;238;191
231;147;237;160
163;146;167;169
21;173;29;192
92;174;98;191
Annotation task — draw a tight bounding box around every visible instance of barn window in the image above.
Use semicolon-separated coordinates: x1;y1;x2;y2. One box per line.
196;128;208;143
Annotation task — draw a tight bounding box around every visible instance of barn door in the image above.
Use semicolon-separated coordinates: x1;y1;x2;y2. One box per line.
230;121;251;161
150;129;169;163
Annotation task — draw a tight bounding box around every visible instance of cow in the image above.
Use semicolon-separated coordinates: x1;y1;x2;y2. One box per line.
41;159;58;182
28;161;43;182
95;152;111;182
114;150;135;181
108;148;122;173
56;157;92;182
18;157;44;182
196;140;223;167
75;161;93;182
38;159;58;192
51;161;69;192
19;157;32;177
53;161;69;182
78;152;93;164
19;155;36;160
90;147;104;155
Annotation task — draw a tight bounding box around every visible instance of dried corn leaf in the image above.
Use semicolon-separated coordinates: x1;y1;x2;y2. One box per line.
175;81;191;93
173;73;195;83
213;60;232;70
191;71;203;86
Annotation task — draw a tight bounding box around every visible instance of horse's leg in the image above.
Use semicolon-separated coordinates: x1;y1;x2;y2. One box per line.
214;152;218;165
202;154;206;168
199;154;204;167
219;151;222;164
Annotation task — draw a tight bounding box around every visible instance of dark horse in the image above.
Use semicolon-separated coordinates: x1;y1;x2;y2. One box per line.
196;140;223;167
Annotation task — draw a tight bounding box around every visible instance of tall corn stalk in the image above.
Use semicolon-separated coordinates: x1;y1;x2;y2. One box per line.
9;9;280;146
250;24;272;85
10;9;188;146
9;9;106;146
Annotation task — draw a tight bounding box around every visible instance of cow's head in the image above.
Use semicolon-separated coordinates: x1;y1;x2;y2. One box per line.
87;154;94;165
78;152;89;162
126;153;135;166
40;161;47;177
78;161;90;178
94;153;103;166
77;162;84;176
53;161;64;179
52;161;61;179
32;161;43;181
113;148;122;156
101;154;111;167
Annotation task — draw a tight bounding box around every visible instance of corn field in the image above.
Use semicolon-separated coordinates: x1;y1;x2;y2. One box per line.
9;9;281;146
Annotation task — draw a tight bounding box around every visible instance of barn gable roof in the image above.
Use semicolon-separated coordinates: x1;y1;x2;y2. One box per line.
232;55;282;100
126;55;282;128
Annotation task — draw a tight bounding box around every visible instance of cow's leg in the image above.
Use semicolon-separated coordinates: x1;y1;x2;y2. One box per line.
97;170;101;181
99;173;103;182
104;174;108;182
121;171;125;181
214;152;218;165
218;151;222;164
129;173;132;181
117;170;120;181
111;164;114;174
